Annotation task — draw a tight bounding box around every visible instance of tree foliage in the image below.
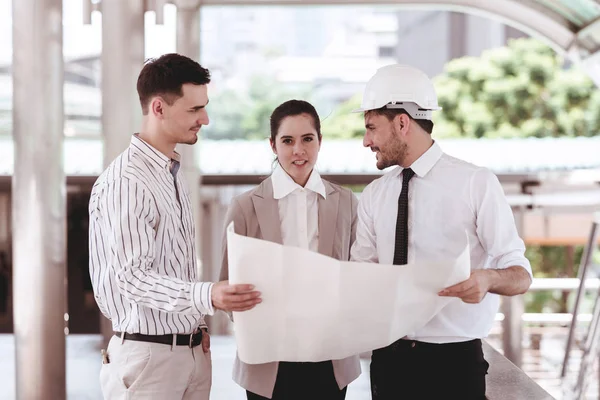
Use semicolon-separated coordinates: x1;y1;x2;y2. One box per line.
322;38;600;140
202;75;304;140
434;38;600;138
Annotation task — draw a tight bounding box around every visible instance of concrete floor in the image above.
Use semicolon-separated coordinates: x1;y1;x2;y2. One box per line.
3;331;597;400
0;334;371;400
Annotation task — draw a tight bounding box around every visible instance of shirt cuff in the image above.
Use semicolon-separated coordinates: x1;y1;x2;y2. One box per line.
192;282;215;316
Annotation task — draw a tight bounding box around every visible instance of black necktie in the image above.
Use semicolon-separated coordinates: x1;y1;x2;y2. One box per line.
393;168;415;265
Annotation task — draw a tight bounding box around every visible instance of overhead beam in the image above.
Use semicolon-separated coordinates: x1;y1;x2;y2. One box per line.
191;0;576;53
575;14;600;40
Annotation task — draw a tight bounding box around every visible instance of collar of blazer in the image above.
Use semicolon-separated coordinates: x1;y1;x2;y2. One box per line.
251;176;340;258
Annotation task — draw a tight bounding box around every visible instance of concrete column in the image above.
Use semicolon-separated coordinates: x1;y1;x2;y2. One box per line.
465;14;507;57
502;205;525;367
175;2;202;267
202;194;233;335
100;0;146;345
176;1;201;61
448;12;466;60
175;1;225;333
101;0;145;165
12;0;66;398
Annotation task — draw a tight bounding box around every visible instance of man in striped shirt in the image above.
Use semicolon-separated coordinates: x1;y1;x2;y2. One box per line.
89;53;261;400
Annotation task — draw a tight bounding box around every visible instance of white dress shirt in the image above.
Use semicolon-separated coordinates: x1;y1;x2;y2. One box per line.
271;163;327;251
89;134;213;335
351;141;532;343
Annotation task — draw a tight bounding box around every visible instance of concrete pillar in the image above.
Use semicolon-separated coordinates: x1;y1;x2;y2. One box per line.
502;205;525;367
176;1;201;62
12;0;66;398
448;12;466;60
175;1;202;274
465;14;507;57
100;0;146;345
175;1;222;332
101;0;146;166
202;194;234;335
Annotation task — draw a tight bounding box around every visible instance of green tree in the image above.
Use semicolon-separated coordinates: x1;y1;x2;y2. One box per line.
324;38;600;140
203;74;304;140
320;94;364;139
433;38;600;138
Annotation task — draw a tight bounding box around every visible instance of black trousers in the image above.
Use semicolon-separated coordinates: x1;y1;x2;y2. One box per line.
246;361;347;400
370;338;488;400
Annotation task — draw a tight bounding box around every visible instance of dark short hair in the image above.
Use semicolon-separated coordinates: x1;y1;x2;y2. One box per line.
270;100;322;142
137;53;211;115
366;107;434;134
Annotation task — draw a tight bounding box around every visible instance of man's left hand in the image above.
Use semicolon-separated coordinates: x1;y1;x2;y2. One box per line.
438;270;493;304
201;329;210;353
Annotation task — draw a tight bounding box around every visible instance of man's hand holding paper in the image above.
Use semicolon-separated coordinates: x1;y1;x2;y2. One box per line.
226;223;471;365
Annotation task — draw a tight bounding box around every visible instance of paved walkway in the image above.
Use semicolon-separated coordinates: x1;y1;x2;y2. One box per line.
0;334;371;400
1;331;597;400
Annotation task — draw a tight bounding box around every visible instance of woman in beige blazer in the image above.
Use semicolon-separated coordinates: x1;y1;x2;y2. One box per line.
219;100;361;400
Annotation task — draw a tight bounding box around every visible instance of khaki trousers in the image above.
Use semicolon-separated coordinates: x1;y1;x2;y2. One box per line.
100;335;212;400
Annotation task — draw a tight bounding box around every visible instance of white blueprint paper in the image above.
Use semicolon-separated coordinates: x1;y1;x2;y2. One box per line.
227;223;471;365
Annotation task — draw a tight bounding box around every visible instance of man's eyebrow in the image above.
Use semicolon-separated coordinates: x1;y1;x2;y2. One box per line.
190;100;209;111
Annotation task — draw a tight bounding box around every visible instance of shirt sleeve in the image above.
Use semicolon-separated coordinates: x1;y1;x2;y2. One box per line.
104;177;215;316
350;183;379;263
470;168;533;278
350;191;359;246
88;205;112;320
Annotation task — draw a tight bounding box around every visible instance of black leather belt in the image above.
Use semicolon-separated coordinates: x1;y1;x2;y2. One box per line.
114;330;203;348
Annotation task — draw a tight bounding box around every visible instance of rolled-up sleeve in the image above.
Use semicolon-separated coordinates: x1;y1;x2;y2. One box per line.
471;168;532;278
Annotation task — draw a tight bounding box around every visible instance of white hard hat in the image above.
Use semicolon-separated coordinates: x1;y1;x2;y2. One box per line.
353;64;441;120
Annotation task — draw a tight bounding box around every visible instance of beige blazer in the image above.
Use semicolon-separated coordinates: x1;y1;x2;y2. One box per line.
219;176;362;399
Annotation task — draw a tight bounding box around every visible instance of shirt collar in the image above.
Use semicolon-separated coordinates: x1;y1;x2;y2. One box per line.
404;141;443;178
272;162;327;200
130;134;181;174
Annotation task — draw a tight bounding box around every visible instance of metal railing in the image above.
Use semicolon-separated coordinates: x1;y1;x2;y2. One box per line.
497;212;600;400
564;214;600;399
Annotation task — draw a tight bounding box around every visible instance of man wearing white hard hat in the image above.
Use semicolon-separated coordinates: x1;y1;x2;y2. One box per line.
350;64;532;399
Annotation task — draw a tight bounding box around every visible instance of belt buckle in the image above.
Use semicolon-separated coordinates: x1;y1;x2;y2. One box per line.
189;330;203;348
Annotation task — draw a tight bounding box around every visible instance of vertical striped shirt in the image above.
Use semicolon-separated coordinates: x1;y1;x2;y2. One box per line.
89;134;214;335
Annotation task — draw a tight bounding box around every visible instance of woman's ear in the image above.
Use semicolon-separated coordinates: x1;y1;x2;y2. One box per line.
270;138;277;155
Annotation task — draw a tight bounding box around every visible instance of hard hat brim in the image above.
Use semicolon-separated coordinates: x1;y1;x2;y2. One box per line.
351;105;442;114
